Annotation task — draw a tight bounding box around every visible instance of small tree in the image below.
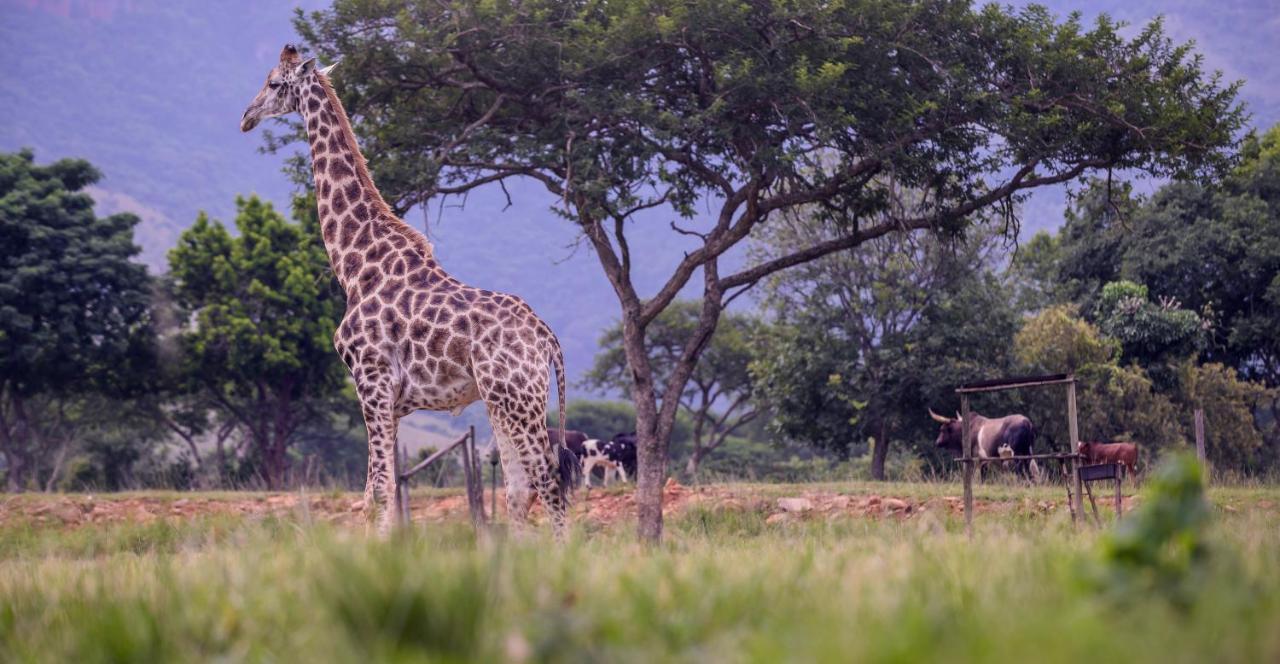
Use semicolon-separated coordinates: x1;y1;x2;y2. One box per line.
585;302;761;479
168;195;350;489
296;1;1243;541
0;150;154;491
752;216;1018;478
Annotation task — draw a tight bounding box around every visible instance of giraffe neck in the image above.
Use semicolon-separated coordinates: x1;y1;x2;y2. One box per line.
297;73;436;296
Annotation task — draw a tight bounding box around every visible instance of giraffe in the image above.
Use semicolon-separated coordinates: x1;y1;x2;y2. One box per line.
239;44;578;538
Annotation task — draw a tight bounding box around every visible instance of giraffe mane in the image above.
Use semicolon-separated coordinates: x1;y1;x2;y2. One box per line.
315;72;436;257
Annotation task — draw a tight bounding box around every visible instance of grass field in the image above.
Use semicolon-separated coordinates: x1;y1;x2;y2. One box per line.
2;473;1278;663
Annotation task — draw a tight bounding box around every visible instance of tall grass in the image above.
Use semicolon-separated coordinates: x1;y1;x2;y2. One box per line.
1;485;1278;663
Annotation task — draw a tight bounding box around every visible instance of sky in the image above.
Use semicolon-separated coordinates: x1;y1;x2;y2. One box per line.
3;0;1278;447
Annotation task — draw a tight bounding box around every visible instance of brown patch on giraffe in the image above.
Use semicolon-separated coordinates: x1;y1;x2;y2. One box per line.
339;217;359;245
378;280;404;302
353;224;373;249
396;290;414;318
313;157;328;175
332;190;349;215
330;159;354;179
445;337;468;364
358;267;382;294
351;202;369;221
426;329;448;357
341;252;361;278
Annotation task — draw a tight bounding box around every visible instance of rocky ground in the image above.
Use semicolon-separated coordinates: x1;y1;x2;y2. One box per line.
0;478;1212;531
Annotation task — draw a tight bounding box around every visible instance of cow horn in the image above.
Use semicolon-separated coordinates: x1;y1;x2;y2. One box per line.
928;408;951;423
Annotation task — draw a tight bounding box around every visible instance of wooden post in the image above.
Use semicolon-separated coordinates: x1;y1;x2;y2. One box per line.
396;442;411;527
1083;480;1101;527
490;445;499;521
1194;408;1208;483
460;429;482;531
1115;473;1123;521
470;425;486;526
961;394;973;536
1067;378;1082;525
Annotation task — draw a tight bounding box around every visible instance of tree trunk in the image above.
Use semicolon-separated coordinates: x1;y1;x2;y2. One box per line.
871;419;889;481
622;315;667;544
2;393;33;492
685;449;701;479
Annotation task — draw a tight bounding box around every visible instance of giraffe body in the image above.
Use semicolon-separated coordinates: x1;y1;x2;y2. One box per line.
241;45;574;537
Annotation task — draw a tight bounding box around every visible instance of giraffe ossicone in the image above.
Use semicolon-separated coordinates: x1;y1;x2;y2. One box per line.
240;43;578;538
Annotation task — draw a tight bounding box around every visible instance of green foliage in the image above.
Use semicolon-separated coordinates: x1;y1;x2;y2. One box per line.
1014;306;1183;453
1015;305;1118;375
0;149;155;490
167;195;352;488
1096;280;1205;389
295;0;1243;222
4;487;1280;662
1095;454;1212;606
584;302;762;474
1180;363;1273;473
752;220;1019;469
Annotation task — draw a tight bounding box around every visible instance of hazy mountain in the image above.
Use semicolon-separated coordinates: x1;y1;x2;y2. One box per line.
3;0;1277;396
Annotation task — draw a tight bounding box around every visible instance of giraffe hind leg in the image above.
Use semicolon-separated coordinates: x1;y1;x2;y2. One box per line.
355;365;401;537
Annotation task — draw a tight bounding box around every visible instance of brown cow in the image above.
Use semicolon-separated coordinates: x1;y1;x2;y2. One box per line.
1077;441;1138;476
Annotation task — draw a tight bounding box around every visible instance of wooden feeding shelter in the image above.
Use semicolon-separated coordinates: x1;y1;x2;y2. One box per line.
953;373;1085;533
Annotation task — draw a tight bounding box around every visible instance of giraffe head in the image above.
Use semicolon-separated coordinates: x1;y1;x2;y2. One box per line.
240;44;333;132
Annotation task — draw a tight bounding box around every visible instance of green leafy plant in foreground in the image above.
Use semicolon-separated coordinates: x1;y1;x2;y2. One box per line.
1094;454;1212;605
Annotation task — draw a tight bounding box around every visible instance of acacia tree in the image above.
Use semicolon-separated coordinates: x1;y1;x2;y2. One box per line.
295;0;1243;541
585;302;761;479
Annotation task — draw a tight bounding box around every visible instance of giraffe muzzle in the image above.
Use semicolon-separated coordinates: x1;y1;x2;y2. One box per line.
240;108;261;133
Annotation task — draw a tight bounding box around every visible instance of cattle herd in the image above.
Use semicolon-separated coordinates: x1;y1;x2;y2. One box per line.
549;429;638;488
538;409;1139;491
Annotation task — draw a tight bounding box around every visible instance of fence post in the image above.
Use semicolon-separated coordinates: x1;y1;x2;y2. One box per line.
1195;408;1208;483
470;425;486;526
396;441;411;527
961;394;973;536
1067;378;1082;525
490;444;499;521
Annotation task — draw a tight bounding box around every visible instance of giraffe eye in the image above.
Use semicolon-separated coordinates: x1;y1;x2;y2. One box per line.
268;81;283;90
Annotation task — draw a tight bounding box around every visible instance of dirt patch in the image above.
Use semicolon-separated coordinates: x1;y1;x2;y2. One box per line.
0;480;1160;531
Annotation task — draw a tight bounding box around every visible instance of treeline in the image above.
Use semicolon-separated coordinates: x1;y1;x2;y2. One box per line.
661;129;1280;481
4;123;1279;490
1;149;364;491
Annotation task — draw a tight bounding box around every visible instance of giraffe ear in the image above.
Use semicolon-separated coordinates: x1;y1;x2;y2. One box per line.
318;60;339;77
294;57;317;77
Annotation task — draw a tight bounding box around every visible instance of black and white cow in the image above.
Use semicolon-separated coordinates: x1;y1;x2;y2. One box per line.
930;409;1041;482
579;432;637;487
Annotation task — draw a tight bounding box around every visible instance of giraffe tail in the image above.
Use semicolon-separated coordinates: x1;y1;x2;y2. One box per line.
550;333;580;499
